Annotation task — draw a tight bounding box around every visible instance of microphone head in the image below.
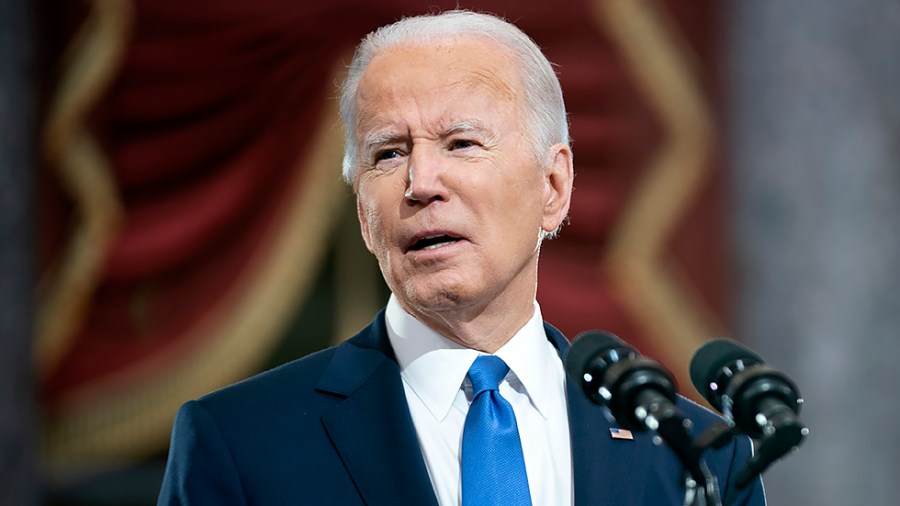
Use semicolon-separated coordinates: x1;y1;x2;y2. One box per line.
566;330;638;411
565;330;628;383
691;340;807;457
567;331;679;431
690;338;764;408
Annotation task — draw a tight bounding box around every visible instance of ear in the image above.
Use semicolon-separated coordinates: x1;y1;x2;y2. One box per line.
357;195;375;254
540;143;574;234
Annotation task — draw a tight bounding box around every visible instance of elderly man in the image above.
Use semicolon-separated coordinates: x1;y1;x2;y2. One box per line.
159;10;765;506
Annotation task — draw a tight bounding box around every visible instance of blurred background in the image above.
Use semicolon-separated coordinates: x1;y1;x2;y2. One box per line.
1;0;897;504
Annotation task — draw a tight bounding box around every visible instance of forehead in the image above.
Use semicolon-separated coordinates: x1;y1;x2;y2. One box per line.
355;38;524;129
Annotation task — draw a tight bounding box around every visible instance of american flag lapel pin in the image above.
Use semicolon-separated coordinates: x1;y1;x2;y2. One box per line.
609;428;634;440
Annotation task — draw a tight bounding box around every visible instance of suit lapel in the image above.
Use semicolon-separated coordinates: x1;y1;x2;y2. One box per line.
317;313;438;506
545;324;652;506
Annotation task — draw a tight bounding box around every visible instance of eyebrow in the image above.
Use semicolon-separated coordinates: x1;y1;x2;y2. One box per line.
362;132;405;154
360;120;493;159
445;120;491;138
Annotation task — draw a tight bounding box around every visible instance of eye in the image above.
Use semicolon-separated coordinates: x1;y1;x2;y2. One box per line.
374;149;402;162
449;139;478;150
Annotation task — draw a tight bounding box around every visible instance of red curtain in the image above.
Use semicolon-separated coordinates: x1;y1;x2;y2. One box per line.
39;0;728;461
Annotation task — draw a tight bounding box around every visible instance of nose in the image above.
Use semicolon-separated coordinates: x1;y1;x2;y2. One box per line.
404;146;449;205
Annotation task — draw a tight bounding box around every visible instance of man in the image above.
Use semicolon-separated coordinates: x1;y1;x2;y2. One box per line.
159;10;765;505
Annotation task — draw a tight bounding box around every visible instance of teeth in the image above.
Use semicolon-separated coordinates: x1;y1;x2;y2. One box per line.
410;234;460;251
422;241;454;250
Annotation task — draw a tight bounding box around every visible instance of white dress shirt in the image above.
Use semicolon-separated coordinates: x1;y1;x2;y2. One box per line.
385;294;573;506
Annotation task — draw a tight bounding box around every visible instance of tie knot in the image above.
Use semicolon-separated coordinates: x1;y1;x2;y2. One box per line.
467;355;510;396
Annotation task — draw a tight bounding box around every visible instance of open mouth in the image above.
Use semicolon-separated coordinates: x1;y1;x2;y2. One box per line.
407;234;462;252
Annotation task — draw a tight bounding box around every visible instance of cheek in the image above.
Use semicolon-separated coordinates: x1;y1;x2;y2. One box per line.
362;206;382;238
361;202;396;253
494;189;545;244
497;178;542;215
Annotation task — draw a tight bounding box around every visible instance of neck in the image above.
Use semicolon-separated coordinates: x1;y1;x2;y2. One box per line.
401;274;539;353
396;246;544;353
423;301;536;354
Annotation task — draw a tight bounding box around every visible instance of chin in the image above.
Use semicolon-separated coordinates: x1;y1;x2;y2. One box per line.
400;282;473;315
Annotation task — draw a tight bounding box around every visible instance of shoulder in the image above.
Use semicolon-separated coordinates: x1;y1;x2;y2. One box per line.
160;316;397;504
676;394;728;432
192;311;392;424
212;340;341;397
195;344;339;419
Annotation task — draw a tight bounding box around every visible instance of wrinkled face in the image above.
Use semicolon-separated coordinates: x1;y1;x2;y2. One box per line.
353;38;571;331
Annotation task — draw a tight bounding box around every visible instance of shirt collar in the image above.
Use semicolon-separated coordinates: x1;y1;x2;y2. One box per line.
385;294;557;422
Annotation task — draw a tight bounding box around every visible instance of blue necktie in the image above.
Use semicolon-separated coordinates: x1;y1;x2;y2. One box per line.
461;355;532;506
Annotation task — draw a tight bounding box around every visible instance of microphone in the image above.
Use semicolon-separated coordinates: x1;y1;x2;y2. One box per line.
566;331;696;453
690;338;808;487
568;331;724;505
689;338;805;439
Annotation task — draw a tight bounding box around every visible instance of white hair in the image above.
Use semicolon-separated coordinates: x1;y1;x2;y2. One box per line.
338;10;570;184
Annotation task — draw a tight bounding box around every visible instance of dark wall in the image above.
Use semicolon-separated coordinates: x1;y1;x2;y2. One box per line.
0;0;39;504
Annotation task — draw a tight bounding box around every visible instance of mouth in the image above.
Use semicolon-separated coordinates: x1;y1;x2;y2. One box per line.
406;233;464;252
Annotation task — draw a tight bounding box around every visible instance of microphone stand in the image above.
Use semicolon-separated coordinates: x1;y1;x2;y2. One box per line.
734;397;807;489
692;399;808;505
682;462;721;506
635;391;723;506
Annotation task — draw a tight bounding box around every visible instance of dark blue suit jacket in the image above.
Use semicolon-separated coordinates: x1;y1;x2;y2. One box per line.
158;312;766;505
